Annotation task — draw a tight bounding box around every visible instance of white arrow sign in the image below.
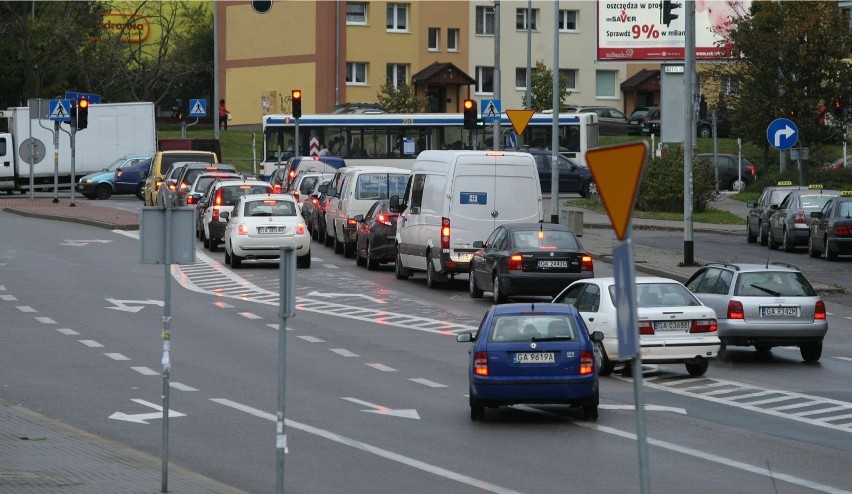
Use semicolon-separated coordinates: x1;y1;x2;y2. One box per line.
773;125;795;147
109;399;186;424
60;239;112;246
306;291;386;304
342;397;420;419
105;298;165;313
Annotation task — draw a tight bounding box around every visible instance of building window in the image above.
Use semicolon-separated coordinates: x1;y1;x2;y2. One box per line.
346;2;367;25
475;6;495;35
595;70;617;98
723;75;740;96
447;28;459;51
515;67;530;90
428;28;440;51
559;10;578;31
560;69;577;91
346;62;367;85
387;3;408;32
475;66;494;94
516;8;538;30
387;64;408;89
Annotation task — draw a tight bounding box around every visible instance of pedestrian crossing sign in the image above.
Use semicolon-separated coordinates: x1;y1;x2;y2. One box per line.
481;99;501;123
49;99;71;121
189;99;207;117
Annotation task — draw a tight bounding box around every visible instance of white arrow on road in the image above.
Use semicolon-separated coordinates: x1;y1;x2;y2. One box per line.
342;397;420;419
105;298;165;313
773;125;795;147
109;399;186;424
306;291;386;304
599;404;687;414
60;239;112;246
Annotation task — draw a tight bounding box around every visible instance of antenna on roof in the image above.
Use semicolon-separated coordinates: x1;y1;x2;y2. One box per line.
765;245;771;269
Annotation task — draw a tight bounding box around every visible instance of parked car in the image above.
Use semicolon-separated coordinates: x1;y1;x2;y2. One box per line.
354;199;398;270
221;193;311;269
76;154;150;200
821;155;852;171
565;105;629;136
808;190;852;260
746;181;806;245
626;106;658;135
509;147;594;197
114;157;152;200
469;223;593;304
685;262;827;362
200;178;273;251
642;108;736;138
455;302;604;421
766;185;839;252
553;276;720;376
695;153;757;192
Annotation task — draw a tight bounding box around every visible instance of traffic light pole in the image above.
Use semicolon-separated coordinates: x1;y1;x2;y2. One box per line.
492;0;500;151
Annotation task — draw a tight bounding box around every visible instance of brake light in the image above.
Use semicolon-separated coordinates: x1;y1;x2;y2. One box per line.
214;189;224;206
793;210;807;225
579;351;594;375
212;207;220;221
474;352;489;376
289;170;296;179
154;178;163;190
238;224;247;235
441;217;450;249
689;319;718;333
347;218;357;227
815;300;826;320
311;197;319;206
835;225;852;236
187;196;197;205
294;191;300;202
116;170;124;177
638;321;654;335
272;184;282;193
727;300;745;319
297;223;306;235
508;254;524;270
167;182;176;191
377;214;393;226
581;255;593;272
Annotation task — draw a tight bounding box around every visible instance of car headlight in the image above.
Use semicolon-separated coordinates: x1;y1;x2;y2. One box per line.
86;179;93;184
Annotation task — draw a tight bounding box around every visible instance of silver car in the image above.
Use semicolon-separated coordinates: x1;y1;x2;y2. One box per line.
685;263;828;362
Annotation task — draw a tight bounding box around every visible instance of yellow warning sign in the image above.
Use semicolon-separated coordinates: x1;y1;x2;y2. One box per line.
505;109;535;136
585;141;648;241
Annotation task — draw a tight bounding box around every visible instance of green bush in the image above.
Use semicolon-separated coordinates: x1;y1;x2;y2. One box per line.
637;146;715;213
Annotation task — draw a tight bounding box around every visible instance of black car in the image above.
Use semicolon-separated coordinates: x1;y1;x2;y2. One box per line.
808;191;852;260
169;163;238;207
310;183;332;242
642;108;735;138
767;185;839;252
353;200;398;270
746;181;806;245
695;153;757;191
627;106;658;135
510;147;594;197
469;222;594;304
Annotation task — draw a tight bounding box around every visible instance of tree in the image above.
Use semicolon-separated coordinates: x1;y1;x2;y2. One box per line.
376;80;429;113
526;60;571;112
702;1;852;171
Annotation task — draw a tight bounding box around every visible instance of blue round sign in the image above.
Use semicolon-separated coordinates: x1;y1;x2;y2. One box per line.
766;118;798;150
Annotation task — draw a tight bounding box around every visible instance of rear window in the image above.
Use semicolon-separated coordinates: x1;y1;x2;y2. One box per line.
512;230;579;250
245;200;297;217
354;173;408;200
488;315;578;342
799;194;834;210
735;271;817;297
610;282;702;307
218;184;272;205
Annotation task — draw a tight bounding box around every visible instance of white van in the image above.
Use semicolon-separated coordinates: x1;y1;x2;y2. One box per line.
327;166;410;257
390;150;543;288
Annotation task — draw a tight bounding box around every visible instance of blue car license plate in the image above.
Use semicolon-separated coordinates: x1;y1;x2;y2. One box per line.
513;352;555;364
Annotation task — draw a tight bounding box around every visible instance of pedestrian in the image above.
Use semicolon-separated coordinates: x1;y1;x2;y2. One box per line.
219;99;230;131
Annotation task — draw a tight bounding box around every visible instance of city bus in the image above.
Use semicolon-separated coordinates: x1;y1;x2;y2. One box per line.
260;111;600;178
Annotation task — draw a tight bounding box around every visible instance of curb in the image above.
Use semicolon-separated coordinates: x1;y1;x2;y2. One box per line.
1;207;139;231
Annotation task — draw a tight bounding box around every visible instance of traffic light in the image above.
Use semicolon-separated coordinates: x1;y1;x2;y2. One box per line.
77;97;89;130
463;99;477;129
789;108;798;118
291;90;302;118
833;100;844;118
68;100;78;129
661;0;681;27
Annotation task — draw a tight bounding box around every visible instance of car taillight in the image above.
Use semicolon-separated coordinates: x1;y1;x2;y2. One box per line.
794;210;807;225
508;254;524;270
835;225;852;236
289;170;296;179
638;321;654;335
815;300;826;320
297;223;306;235
347;218;357;227
690;319;718;333
727;300;745;319
272;184;281;193
311;197;319;206
377;214;393;226
167;182;176;191
581;255;593;272
238;224;247;235
748;165;756;176
294;191;300;202
214;189;224;206
116;170;124;177
154;178;163;190
474;352;488;376
579;351;594;375
323;202;330;212
187;196;197;205
441;217;450;249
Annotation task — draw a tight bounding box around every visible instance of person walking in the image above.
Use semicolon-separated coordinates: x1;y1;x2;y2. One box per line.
219;99;230;130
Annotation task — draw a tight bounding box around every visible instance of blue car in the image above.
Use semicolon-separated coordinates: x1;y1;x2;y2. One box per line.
113;157;153;200
456;303;604;421
76;155;151;200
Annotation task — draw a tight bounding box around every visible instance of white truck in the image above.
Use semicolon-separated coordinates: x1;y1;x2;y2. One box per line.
0;101;157;194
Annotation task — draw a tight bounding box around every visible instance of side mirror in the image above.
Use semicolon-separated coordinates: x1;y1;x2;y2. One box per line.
219;211;230;221
590;330;604;342
769;204;779;211
389;194;406;213
318;184;328;194
746;202;757;208
198;199;208;208
810;211;822;219
456;333;473;343
353;214;364;222
473;240;484;248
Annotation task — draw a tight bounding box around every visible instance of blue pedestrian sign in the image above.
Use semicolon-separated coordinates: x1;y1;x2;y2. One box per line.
767;118;798;150
481;99;501;123
189;99;207;117
49;99;71;121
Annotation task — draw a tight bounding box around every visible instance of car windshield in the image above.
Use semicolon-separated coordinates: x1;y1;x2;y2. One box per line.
512;230;579;250
735;271;817;297
488;315;577;342
245;200;296;217
105;157;127;171
609;282;702;307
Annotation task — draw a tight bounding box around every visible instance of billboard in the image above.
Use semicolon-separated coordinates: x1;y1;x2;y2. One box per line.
597;0;752;61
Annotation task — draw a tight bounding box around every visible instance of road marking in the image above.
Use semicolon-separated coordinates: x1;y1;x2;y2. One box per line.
170;382;198;392
105;298;164;313
0;294;16;301
79;339;103;348
239;311;262;319
366;363;397;372
55;328;79;336
109;399;185;424
598;404;687;414
323;264;339;269
297;335;324;343
835;356;852;363
214;301;234;308
330;348;359;357
409;378;448;388
210;398;523;494
104;353;130;361
342;397;420;419
35;316;56;324
16;306;36;312
131;366;159;376
306;290;386;304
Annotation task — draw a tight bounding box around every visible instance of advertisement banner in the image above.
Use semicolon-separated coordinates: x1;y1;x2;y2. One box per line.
597;0;752;61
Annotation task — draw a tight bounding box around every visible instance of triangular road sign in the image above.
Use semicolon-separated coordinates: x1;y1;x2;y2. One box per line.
484;101;498;117
505;109;534;136
585;141;648;241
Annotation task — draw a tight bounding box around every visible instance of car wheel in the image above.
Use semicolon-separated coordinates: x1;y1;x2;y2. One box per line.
596;342;615;377
366;242;379;271
697;125;712;138
203;234;210;249
355;237;367;266
826;238;838;261
231;252;242;269
470;395;485;422
492;272;507;304
394;249;411;280
807;235;820;258
746;224;757;243
730;178;745;192
224;249;231;265
333;233;344;254
209;236;218;252
685;359;709;376
297;253;311;269
323;230;334;247
767;228;779;250
343;241;355;258
759;223;768;246
800;342;822;363
94;183;112;200
782;228;795;252
580;181;591;198
755;344;772;354
582;390;599;421
135;184;144;200
469;268;484;298
426;254;440;289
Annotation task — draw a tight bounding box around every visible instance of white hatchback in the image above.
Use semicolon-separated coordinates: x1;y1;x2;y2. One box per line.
553;276;720;376
222;194;311;269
